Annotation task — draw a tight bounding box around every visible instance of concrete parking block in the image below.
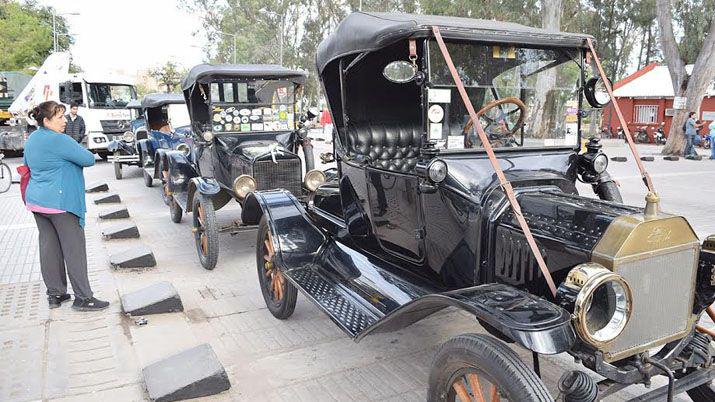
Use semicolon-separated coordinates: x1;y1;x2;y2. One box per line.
102;222;140;239
109;245;156;269
611;156;627;162
142;343;230;402
99;206;130;220
664;156;680;161
121;281;183;316
94;193;121;204
85;182;109;193
640;156;655;161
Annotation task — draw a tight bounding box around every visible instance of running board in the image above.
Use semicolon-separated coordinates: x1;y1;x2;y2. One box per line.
285;266;380;338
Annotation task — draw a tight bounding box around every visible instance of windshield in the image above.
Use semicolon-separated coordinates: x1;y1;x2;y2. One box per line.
427;41;581;151
209;79;296;133
87;83;137;109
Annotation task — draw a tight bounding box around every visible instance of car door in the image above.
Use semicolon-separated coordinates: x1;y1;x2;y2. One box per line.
365;166;424;262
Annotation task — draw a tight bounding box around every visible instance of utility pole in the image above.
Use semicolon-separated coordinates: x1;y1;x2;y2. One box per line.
218;31;237;64
51;10;80;52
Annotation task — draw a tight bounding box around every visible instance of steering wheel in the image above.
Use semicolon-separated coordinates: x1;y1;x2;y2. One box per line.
462;97;527;148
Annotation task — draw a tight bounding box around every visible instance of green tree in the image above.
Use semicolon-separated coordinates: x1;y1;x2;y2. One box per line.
0;1;71;71
149;61;185;93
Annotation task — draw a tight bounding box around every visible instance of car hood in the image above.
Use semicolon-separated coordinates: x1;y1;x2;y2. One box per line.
440;149;578;200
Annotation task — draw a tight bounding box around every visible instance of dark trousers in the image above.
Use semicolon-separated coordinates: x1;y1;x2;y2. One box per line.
33;212;93;299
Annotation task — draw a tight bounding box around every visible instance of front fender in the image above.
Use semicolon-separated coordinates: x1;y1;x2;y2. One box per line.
165;151;199;194
357;283;576;354
136;139;154;166
185;177;231;213
154;148;170;179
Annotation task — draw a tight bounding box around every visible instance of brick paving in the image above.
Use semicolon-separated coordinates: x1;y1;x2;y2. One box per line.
1;142;713;401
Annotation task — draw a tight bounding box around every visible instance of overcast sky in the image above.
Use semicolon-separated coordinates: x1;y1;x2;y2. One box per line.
35;0;207;75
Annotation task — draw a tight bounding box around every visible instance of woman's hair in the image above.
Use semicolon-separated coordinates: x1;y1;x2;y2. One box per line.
29;101;66;127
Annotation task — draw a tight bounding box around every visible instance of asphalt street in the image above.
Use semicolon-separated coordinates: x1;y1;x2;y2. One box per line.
1;139;713;401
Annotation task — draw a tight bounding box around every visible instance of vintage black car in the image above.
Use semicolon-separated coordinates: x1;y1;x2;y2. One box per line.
241;12;715;401
135;93;192;187
163;64;320;270
107;94;191;181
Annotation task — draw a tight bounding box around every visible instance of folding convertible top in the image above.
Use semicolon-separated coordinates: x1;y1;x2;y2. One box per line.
181;64;307;91
316;12;595;73
140;93;185;109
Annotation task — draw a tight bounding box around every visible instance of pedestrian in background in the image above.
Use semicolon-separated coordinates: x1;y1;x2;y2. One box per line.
64;102;86;144
23;101;109;311
684;112;702;158
709;120;715;160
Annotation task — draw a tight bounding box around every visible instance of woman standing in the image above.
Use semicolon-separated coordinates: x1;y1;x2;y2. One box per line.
24;101;109;311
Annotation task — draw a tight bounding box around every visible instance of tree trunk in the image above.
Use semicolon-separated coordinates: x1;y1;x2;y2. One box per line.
529;0;562;137
655;0;715;155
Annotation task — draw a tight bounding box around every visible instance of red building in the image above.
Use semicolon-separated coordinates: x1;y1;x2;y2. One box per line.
602;63;715;141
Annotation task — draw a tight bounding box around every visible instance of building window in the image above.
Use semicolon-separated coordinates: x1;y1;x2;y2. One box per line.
634;105;658;124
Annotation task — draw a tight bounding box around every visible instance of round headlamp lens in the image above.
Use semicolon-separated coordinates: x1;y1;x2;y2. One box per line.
586;280;630;343
176;143;190;155
304;169;326;192
122;131;134;142
594;80;611;105
202;131;214;142
593;153;608;174
428;159;448;183
233;175;256;199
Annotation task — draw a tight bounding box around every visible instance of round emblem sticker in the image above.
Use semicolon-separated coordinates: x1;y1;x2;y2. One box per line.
241;116;249;123
279;105;287;112
428;105;444;123
239;109;250;116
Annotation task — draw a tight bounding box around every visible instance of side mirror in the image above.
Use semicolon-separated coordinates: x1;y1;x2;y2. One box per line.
383;61;417;84
584;77;612;108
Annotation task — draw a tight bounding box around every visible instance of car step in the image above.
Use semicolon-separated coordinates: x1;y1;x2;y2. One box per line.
286;266;380;338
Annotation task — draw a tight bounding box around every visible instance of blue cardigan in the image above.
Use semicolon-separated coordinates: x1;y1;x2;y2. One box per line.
23;127;95;226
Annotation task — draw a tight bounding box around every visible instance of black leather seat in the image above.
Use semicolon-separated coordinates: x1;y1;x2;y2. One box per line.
346;123;422;172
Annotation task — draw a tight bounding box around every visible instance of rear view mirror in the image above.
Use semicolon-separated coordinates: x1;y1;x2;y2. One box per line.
383;61;417;84
585;77;612;108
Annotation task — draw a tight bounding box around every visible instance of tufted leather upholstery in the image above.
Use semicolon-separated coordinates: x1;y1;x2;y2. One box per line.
346;123;422;172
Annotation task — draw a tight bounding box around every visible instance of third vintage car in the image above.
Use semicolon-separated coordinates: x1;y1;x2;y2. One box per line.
241;12;715;401
162;64;320;270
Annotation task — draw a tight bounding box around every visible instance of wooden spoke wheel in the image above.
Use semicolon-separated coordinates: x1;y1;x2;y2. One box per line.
428;334;552;402
256;216;297;319
191;193;218;270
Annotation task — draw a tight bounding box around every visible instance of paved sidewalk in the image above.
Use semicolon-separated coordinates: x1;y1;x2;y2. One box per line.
2;142;712;401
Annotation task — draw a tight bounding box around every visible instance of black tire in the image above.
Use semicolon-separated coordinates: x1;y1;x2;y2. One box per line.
169;196;182;223
302;141;315;171
428;334;553;402
595;180;623;203
686;383;715;401
256;216;298;319
143;169;154;187
192;193;219;270
0;162;11;193
113;153;122;180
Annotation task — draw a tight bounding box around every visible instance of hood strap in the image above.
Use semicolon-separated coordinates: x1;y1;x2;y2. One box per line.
431;26;557;297
586;37;655;193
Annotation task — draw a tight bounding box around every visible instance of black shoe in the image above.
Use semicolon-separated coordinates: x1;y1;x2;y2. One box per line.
72;297;110;311
48;294;71;309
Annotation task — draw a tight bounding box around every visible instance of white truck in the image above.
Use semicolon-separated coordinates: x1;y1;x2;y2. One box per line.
8;52;138;158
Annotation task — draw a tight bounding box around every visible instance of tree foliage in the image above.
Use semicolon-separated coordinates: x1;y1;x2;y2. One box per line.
181;0;713;111
149;61;186;93
0;0;71;71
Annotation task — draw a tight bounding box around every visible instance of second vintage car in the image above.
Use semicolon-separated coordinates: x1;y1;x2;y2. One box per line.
162;64;320;270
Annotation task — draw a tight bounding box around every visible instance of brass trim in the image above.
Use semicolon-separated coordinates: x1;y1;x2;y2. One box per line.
604;314;699;362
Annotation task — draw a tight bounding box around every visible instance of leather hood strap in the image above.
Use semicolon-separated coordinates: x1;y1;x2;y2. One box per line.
586;38;655;193
431;26;558;296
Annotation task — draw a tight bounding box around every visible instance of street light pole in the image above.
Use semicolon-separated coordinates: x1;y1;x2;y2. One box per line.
51;11;79;52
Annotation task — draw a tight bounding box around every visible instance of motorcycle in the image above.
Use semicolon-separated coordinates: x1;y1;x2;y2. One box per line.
653;127;666;145
634;126;650;143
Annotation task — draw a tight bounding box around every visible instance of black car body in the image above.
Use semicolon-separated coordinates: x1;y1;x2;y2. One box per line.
243;12;715;401
163;64;318;270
